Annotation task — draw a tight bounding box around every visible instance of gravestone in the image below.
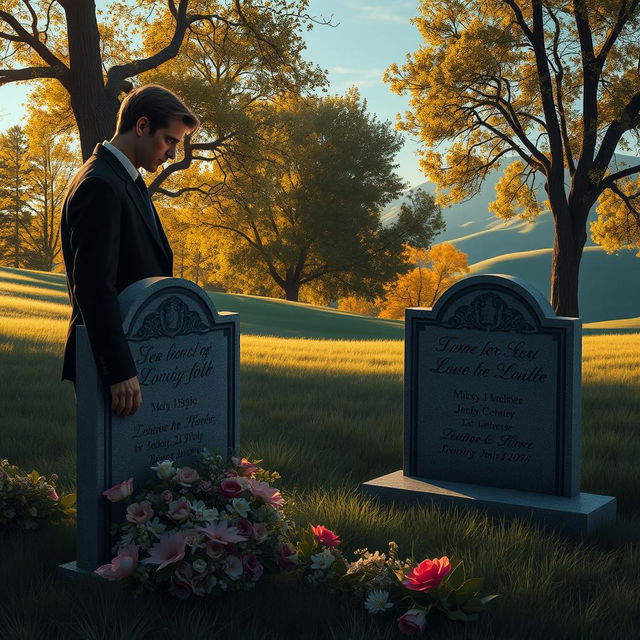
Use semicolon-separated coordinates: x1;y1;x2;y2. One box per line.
60;277;239;576
362;274;616;536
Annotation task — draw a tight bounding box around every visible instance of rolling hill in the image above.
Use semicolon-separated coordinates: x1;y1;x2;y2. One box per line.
382;155;640;323
0;266;404;341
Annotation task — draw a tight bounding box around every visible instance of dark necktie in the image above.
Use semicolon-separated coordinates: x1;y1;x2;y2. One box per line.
134;175;160;237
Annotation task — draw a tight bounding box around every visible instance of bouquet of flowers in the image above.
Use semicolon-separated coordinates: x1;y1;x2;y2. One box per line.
96;451;292;598
293;524;499;636
0;458;76;532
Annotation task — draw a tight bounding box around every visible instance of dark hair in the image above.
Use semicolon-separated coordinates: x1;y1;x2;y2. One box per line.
116;84;199;134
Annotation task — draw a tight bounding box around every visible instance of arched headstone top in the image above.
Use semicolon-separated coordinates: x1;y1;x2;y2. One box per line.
414;274;575;334
118;277;234;338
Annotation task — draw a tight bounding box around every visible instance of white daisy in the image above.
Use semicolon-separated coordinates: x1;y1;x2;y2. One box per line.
364;589;393;615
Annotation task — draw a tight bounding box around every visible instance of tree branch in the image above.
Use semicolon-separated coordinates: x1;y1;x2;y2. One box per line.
593;91;640;185
106;0;191;88
0;64;67;83
597;163;640;197
155;182;225;199
500;0;535;43
0;9;67;70
609;181;640;224
572;0;599;174
596;0;640;67
530;0;564;174
546;4;575;174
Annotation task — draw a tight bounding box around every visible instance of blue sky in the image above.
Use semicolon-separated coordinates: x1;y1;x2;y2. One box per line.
0;0;425;186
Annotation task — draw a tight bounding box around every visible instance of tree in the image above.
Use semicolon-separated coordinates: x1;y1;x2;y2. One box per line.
385;0;640;317
0;0;328;186
191;91;445;301
0;126;30;267
20;119;77;270
378;243;469;319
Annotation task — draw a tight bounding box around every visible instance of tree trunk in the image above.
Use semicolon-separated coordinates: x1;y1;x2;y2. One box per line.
283;280;300;301
550;208;587;317
64;2;120;160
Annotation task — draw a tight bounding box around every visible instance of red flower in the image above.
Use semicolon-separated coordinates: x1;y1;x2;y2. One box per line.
402;556;451;592
310;524;341;547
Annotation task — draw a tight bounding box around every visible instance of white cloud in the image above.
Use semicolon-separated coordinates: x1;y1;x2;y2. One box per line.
331;66;383;79
346;0;412;24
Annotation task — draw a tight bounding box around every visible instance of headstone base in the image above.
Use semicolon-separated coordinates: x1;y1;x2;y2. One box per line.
362;471;616;537
57;561;98;582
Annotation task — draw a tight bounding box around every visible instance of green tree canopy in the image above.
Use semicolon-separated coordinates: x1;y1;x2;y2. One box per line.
186;91;445;301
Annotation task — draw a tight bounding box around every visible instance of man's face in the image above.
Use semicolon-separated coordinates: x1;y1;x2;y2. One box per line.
135;117;192;172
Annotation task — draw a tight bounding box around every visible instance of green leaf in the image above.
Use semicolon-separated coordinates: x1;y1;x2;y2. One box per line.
480;594;501;605
332;557;348;577
444;559;465;590
462;597;486;613
446;609;474;622
60;493;76;508
456;577;484;600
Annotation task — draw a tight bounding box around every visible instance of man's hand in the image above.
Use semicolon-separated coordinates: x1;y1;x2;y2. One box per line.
109;376;143;417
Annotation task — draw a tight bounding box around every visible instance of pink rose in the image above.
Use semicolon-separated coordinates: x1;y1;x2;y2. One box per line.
161;490;173;503
235;517;254;539
402;557;451;592
219;477;246;498
169;579;193;599
95;544;138;581
47;487;59;502
201;480;213;491
126;501;154;525
192;572;217;596
167;497;190;522
252;522;268;543
102;478;133;502
233;457;259;477
225;470;239;478
311;524;341;547
246;478;285;507
397;609;426;636
277;543;298;569
175;466;199;486
242;553;264;582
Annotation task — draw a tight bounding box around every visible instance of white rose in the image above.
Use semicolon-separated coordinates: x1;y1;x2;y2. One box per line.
151;460;176;479
310;549;336;570
223;555;243;580
227;498;250;518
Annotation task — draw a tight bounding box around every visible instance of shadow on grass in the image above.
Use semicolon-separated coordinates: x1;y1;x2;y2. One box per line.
0;266;68;291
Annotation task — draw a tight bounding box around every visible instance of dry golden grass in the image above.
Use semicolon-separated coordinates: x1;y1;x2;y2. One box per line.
241;334;403;376
582;333;640;385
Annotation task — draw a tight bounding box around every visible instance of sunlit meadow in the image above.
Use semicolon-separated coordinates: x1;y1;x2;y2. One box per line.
1;267;639;639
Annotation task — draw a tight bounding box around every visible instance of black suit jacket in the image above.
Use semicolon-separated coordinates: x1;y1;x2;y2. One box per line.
60;143;173;385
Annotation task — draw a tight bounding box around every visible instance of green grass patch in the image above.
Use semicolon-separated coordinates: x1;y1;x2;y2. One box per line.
1;268;640;638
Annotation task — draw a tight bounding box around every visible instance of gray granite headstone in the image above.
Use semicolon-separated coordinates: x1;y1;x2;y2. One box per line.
363;275;615;536
60;277;239;575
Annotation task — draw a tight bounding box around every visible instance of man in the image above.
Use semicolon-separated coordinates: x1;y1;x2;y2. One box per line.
60;84;199;418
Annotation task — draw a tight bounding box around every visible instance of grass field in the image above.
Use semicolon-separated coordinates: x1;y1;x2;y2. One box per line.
1;267;640;639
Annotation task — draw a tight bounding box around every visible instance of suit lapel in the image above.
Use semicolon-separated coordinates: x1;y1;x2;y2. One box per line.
149;198;174;268
94;144;172;271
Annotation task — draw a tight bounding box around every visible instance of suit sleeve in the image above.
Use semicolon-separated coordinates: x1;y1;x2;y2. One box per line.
67;177;138;385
